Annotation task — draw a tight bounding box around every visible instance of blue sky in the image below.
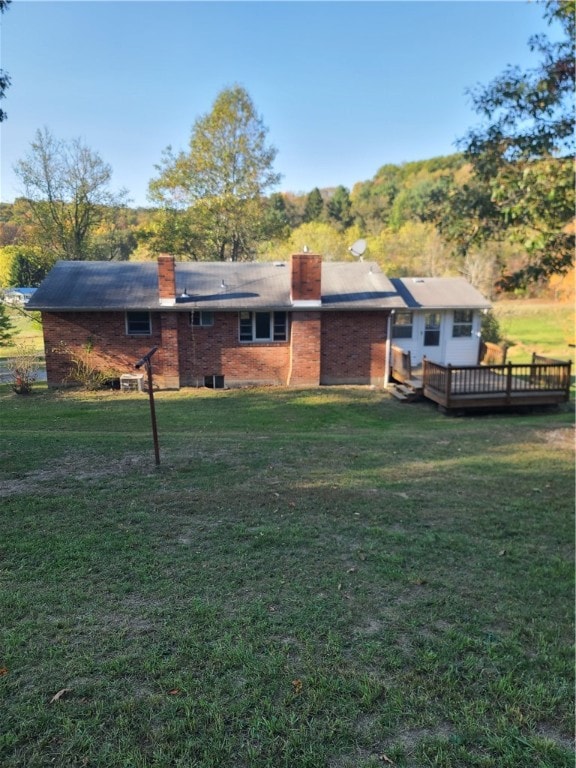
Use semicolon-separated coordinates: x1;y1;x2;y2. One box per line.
0;1;557;207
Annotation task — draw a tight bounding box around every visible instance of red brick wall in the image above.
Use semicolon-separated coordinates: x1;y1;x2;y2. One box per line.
177;312;291;387
159;312;180;388
40;308;388;389
287;311;321;386
320;311;387;386
157;254;176;302
41;311;163;386
291;254;322;302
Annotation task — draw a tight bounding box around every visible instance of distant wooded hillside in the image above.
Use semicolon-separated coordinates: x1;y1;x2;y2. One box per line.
0;153;563;298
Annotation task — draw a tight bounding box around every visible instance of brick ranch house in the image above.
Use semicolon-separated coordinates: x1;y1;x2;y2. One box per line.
27;253;490;390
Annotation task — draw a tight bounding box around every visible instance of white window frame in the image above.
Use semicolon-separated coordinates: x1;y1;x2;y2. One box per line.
392;311;413;339
239;311;288;342
424;312;441;346
126;311;151;336
190;311;214;328
452;310;473;338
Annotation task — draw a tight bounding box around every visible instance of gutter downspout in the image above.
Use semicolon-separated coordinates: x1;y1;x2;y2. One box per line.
384;310;394;388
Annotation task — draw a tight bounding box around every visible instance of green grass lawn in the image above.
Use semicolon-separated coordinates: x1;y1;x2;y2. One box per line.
493;300;575;365
1;306;44;357
0;385;573;767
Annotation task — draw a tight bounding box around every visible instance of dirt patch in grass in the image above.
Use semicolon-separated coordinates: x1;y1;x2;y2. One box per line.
0;451;148;497
387;724;456;749
333;722;458;767
536;426;575;449
536;724;575;752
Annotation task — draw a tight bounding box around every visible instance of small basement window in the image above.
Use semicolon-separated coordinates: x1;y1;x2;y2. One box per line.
392;312;413;339
453;310;473;338
190;311;214;327
126;311;151;335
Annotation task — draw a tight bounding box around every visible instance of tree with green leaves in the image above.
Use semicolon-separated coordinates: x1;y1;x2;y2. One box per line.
421;174;503;258
303;188;324;223
0;301;14;346
457;0;575;288
14;128;129;261
350;155;470;236
148;85;281;261
0;0;11;122
260;193;291;242
137;209;203;259
8;246;52;287
389;177;454;231
326;186;353;230
264;220;364;263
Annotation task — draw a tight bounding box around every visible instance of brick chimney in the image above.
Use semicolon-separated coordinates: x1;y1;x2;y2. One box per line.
290;253;322;306
158;254;176;306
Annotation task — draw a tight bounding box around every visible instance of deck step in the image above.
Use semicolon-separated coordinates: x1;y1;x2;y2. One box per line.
390;384;421;403
404;378;423;391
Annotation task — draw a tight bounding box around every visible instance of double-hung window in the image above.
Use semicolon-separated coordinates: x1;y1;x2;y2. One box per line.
392;312;413;339
126;311;151;335
190;311;214;328
452;310;473;338
239;311;288;342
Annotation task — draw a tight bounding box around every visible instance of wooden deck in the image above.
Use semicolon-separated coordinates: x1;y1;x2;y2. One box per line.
422;358;572;411
390;346;572;411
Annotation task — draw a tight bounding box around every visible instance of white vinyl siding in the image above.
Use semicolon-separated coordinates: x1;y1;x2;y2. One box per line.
392;309;482;366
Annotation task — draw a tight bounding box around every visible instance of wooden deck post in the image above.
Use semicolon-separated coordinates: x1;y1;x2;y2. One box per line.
506;362;513;403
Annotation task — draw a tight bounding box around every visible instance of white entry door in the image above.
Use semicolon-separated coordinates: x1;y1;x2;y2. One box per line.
423;312;442;362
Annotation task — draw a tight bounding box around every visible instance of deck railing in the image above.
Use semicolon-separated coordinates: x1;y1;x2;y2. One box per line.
391;345;412;382
479;340;508;365
423;358;572;406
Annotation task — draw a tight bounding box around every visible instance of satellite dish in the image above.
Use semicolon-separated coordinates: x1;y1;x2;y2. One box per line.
348;239;367;259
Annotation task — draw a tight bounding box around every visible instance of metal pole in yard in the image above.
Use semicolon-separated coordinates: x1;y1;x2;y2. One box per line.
135;346;160;466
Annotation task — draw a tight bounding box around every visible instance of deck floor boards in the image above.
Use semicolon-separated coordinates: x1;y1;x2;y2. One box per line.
392;356;571;411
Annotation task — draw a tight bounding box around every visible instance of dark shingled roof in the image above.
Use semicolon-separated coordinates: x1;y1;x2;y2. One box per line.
27;260;407;312
27;261;491;314
389;277;491;310
27;261;160;311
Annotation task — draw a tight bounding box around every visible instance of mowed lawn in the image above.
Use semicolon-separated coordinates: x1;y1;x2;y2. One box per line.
493;300;575;364
0;385;574;768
